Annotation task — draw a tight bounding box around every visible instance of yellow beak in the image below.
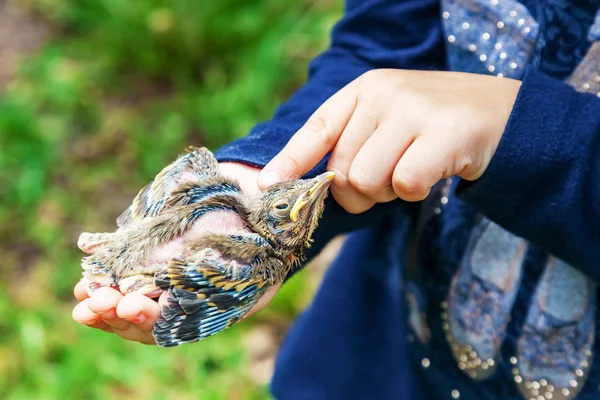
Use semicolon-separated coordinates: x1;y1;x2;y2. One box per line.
289;171;336;222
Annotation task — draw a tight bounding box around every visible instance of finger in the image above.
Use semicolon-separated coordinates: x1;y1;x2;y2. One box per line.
103;320;156;345
245;283;281;319
326;105;380;214
258;82;359;189
87;287;132;331
87;286;123;314
392;135;456;202
111;323;156;345
116;292;171;346
85;318;115;333
73;299;101;324
116;292;160;332
73;299;113;332
74;280;90;302
347;122;416;203
329;185;376;214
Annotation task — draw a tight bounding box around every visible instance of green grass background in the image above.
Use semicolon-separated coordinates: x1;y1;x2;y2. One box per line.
0;1;341;398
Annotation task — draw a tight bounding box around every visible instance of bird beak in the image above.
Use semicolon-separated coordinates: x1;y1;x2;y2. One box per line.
290;171;336;222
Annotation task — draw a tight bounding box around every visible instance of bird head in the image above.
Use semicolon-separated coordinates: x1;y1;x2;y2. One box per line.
249;171;335;251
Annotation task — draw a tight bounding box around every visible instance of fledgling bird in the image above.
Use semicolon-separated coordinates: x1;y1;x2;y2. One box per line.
77;146;334;347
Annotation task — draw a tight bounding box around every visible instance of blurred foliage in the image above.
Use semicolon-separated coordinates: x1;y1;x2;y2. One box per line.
0;0;341;398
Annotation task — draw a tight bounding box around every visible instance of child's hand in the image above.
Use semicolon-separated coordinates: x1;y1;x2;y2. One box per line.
72;162;280;344
72;281;160;344
72;281;279;345
259;69;521;213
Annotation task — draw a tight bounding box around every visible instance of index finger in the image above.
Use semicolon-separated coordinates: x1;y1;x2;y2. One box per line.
258;80;358;189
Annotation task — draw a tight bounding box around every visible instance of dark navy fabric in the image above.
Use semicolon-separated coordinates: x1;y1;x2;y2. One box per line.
457;67;600;281
214;0;600;399
271;220;414;400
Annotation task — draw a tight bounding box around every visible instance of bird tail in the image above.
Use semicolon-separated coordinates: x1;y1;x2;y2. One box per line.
153;259;262;347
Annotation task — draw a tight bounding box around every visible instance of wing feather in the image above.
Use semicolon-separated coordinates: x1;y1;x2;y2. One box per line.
117;147;222;228
153;252;266;347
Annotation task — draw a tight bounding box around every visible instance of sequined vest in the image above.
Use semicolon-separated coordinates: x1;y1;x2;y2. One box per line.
407;1;600;399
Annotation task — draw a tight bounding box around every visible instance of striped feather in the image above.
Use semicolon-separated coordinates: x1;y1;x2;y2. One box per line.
153;257;264;347
117;147;222;228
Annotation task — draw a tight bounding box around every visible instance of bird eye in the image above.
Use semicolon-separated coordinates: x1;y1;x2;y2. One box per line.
274;202;289;210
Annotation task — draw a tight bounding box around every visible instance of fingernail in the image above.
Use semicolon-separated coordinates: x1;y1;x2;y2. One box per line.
260;170;280;188
132;314;146;324
99;309;117;320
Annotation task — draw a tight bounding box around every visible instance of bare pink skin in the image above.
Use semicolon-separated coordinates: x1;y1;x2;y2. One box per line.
151;210;251;268
149;210;251;261
117;210;254;296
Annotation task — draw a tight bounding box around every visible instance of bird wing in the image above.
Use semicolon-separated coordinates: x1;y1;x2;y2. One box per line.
153;249;274;347
117;146;222;228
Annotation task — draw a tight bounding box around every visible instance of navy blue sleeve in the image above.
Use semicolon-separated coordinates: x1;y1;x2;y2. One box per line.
215;0;444;255
457;66;600;280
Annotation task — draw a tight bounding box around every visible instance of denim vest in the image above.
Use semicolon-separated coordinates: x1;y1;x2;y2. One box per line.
408;1;600;399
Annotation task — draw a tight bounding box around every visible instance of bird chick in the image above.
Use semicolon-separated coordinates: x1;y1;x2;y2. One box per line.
77;147;334;347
